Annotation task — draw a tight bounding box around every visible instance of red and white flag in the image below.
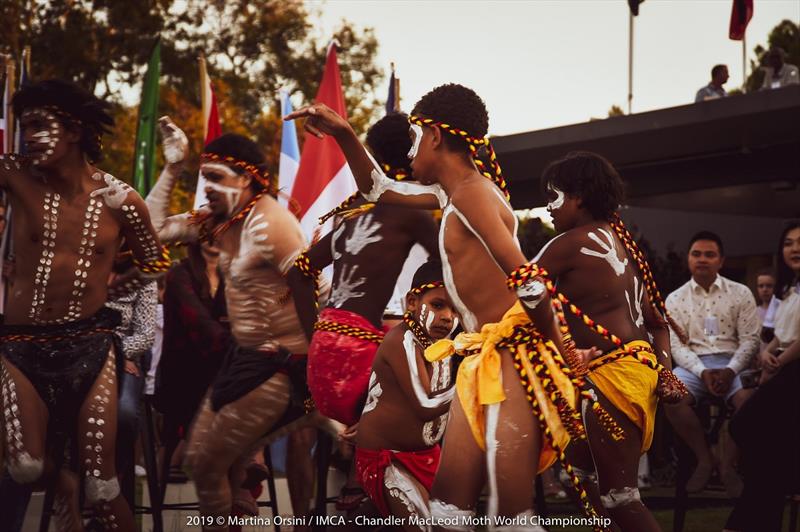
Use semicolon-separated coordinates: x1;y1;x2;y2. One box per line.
193;57;223;210
290;42;357;241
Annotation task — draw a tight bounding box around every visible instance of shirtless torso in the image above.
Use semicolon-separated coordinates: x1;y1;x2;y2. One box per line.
357;324;453;451
1;160;160;326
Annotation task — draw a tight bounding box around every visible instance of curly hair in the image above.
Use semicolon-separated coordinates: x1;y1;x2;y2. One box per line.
411;83;489;154
203;133;274;196
541;151;625;220
366;112;413;175
411;259;445;290
12;79;114;163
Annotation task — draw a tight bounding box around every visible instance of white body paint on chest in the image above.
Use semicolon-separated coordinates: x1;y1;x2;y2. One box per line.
402;330;453;446
580;228;628;276
362;371;382;414
625;276;645;328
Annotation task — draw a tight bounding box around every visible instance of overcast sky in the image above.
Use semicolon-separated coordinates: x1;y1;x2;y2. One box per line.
307;0;799;135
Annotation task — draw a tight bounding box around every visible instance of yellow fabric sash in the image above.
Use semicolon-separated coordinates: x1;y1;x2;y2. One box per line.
425;301;575;466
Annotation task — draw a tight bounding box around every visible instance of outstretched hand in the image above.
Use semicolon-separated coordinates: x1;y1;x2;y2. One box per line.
283;103;351;140
158;116;189;164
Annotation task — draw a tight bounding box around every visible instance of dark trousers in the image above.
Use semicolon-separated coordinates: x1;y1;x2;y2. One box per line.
726;359;800;532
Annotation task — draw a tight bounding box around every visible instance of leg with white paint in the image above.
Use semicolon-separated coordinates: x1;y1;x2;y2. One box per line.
1;357;48;486
384;462;431;532
429;393;485;531
76;348;135;531
185;373;290;531
485;351;544;531
584;390;658;532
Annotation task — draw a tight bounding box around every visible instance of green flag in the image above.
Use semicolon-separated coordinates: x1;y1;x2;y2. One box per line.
132;39;161;196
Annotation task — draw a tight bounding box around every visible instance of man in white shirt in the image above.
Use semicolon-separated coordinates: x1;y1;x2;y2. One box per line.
664;231;759;494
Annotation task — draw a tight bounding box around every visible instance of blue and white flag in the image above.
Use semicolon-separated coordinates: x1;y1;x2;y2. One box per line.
278;89;300;211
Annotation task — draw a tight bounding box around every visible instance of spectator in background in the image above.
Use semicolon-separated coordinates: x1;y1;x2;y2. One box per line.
760;47;800;90
154;241;230;482
663;231;759;495
724;220;800;532
106;256;159;507
755;268;779;344
695;64;729;102
755;268;776;322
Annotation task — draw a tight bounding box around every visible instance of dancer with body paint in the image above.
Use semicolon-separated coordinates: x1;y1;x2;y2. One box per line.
287;112;438;511
353;260;457;529
289;112;438;426
0;80;169;531
286;84;601;532
146;118;325;531
525;151;687;531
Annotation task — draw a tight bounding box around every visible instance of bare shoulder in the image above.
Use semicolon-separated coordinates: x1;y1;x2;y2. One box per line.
376;325;410;362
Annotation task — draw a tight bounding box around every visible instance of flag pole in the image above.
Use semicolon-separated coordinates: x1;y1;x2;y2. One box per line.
198;55;209;142
742;32;747;87
628;9;634;114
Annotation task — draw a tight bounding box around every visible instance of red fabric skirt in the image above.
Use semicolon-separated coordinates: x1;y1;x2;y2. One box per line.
355;446;441;516
307;308;386;425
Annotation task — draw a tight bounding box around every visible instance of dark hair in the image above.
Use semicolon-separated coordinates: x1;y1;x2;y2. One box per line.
410;260;445;292
711;64;727;78
203;133;274;196
540;151;625;220
411;83;489;154
12;79;114;163
756;267;776;279
688;230;724;256
775;220;800;299
366;112;413;176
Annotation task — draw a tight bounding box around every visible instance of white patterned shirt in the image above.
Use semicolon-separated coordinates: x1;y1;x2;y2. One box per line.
666;275;759;377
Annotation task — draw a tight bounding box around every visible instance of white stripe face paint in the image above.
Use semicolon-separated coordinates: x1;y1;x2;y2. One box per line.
200;163;242;216
421;303;436;335
448;317;459;337
407;124;423;160
546;184;565;212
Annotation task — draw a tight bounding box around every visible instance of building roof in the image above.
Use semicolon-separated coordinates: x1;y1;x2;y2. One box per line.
494;85;800;217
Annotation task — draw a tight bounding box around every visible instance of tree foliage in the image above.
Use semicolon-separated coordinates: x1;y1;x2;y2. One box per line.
744;19;800;93
1;0;384;190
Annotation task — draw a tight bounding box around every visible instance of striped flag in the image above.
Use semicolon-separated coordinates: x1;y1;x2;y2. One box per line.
277;89;300;213
289;42;356;241
132;39;161;197
193;57;223;210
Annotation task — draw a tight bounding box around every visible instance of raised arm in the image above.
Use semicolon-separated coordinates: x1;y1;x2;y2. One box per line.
145;117;205;245
284;104;444;209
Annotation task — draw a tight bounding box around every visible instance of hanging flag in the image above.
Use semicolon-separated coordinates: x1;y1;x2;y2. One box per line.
193;57;223;210
132;39;161;197
289;42;357;240
277;89;300;213
385;63;400;114
628;0;644;16
729;0;754;40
